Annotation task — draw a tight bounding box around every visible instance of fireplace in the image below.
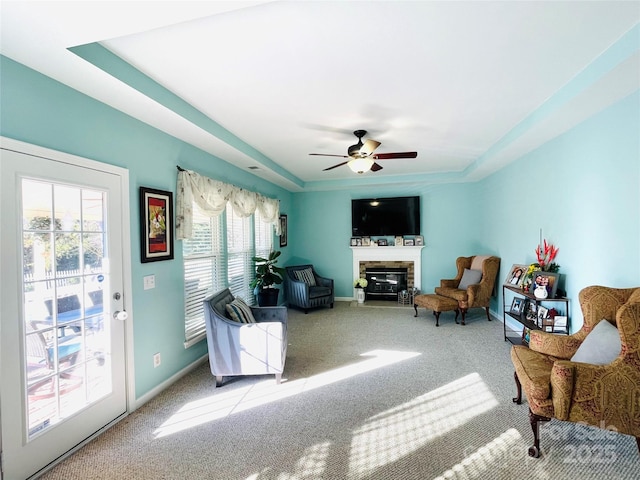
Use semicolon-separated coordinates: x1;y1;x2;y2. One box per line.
365;267;408;300
350;245;424;300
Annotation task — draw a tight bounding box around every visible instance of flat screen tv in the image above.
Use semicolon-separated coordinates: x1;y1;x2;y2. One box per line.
352;196;421;236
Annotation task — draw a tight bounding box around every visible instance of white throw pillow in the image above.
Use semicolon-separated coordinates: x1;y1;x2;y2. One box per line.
571;320;621;365
458;268;482;290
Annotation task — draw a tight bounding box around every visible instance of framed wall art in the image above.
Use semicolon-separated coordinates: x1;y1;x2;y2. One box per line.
279;214;288;247
140;187;174;263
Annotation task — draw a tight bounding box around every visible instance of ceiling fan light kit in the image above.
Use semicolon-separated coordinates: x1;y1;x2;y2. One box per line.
348;157;374;174
310;130;417;174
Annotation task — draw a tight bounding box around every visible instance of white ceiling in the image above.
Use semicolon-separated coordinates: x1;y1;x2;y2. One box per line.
2;1;639;192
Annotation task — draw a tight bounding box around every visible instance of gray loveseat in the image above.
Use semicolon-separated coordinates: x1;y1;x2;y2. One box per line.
203;288;288;387
284;265;334;314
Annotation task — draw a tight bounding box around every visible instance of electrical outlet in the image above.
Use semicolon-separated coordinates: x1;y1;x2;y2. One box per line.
153;352;161;368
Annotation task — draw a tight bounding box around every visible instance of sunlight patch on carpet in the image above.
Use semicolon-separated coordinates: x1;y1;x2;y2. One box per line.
434;429;525;479
153;349;420;438
244;442;331;480
347;372;499;479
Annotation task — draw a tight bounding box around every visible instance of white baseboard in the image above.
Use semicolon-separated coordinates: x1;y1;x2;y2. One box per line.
133;354;209;411
335;296;354;302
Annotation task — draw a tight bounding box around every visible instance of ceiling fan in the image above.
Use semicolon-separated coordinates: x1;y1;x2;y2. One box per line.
309;130;418;174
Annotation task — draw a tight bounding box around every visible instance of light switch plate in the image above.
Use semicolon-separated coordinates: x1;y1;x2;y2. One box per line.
143;275;155;290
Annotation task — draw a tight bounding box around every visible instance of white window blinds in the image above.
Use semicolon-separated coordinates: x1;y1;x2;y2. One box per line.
182;203;223;347
182;201;274;348
226;207;253;302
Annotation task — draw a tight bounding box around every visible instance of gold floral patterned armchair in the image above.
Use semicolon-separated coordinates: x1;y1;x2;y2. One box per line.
434;255;500;324
511;285;640;457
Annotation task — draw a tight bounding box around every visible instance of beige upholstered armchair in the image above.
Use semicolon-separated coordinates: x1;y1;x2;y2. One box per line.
511;285;640;457
434;255;500;324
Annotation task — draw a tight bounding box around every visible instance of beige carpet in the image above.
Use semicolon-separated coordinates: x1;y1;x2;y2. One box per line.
39;302;640;479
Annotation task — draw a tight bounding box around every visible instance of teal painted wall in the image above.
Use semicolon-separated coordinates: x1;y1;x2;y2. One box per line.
2;52;639;404
1;56;293;398
481;90;640;327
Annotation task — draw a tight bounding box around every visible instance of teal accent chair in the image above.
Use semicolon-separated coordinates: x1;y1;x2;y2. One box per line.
284;265;334;314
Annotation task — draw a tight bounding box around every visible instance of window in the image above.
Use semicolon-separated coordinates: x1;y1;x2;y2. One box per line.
182;203;222;347
182;203;273;347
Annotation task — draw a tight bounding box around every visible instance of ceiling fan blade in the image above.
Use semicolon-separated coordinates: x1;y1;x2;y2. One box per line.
360;139;381;156
370;162;383;172
323;161;349;171
373;152;418;160
309;153;349;158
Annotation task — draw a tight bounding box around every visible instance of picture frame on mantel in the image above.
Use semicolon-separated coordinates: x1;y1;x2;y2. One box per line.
415;235;424;246
139;187;174;263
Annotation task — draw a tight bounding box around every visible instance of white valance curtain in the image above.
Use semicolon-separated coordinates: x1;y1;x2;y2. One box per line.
176;169;280;240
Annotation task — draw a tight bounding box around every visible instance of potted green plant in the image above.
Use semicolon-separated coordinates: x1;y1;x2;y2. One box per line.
250;250;286;306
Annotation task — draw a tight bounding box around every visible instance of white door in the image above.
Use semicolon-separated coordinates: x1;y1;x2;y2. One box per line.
1;141;130;479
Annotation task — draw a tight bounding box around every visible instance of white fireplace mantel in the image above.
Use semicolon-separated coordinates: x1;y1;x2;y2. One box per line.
351;246;424;290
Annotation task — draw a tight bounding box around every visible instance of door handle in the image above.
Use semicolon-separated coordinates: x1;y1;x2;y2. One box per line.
113;310;128;321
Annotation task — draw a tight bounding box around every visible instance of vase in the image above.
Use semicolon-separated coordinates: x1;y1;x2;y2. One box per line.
356;288;365;304
533;285;548;299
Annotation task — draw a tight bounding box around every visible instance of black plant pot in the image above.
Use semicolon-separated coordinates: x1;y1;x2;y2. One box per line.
257;288;279;307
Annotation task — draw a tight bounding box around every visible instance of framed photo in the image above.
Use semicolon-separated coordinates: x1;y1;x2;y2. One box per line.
356;238;362;246
362;237;371;246
529;272;560;299
395;236;404;246
510;297;524;315
139;187;174;263
378;238;388;246
350;237;359;246
279;214;288;247
542;317;555;332
415;235;424;246
525;300;537;321
404;238;415;246
505;264;527;287
537;306;549;323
